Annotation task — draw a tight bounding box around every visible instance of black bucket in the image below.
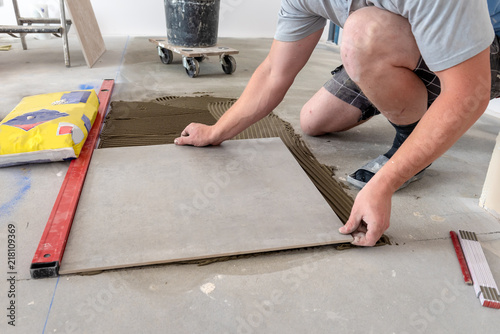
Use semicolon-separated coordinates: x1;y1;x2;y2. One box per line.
165;0;220;48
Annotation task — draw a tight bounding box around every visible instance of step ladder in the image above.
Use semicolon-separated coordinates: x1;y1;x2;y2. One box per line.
0;0;72;66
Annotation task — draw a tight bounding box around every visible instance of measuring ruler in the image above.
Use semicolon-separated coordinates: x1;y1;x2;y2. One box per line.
453;230;500;309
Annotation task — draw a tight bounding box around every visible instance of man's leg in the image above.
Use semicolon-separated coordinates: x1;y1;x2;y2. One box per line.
340;7;431;189
300;87;363;135
300;65;380;136
341;7;427;126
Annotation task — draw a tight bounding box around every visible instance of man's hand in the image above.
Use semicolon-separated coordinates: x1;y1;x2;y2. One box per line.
174;123;222;147
339;181;392;246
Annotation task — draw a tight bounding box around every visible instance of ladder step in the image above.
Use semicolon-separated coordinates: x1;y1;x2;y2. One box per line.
0;25;62;34
18;17;72;25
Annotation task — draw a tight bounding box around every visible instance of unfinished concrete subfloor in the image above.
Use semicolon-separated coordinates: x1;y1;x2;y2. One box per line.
1;35;499;333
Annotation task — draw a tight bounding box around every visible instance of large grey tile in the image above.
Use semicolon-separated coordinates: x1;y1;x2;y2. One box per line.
60;138;351;274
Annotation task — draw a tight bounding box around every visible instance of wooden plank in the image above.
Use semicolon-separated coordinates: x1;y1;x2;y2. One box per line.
59;138;352;274
150;38;239;57
65;0;105;68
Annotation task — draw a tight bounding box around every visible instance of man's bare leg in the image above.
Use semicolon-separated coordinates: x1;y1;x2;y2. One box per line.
340;7;430;188
341;7;427;126
300;87;366;136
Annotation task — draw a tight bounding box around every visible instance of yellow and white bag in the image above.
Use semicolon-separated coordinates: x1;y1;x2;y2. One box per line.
0;90;99;167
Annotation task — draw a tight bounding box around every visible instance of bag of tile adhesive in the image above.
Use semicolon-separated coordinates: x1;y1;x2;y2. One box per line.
0;90;99;167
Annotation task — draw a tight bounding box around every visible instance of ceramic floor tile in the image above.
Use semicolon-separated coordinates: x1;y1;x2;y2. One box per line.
59;138;351;274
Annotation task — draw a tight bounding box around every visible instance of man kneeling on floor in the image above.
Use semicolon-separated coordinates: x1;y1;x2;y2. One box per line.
175;0;500;246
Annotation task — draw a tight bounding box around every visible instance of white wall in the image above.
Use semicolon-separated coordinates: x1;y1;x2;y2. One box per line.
0;0;291;38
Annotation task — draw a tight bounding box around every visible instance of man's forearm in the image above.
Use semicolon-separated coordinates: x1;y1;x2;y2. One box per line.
377;95;487;192
370;49;492;193
210;30;324;143
212;58;294;142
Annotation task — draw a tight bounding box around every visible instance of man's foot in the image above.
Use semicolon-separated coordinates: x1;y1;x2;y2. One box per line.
346;120;428;190
346;154;428;190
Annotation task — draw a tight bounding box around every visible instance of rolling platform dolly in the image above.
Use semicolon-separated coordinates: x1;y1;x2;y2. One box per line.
149;38;239;78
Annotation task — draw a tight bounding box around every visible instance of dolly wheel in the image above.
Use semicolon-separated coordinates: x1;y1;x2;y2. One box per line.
158;47;173;64
221;55;236;74
184;58;200;78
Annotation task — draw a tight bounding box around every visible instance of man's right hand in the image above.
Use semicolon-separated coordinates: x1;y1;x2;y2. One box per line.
174;122;222;147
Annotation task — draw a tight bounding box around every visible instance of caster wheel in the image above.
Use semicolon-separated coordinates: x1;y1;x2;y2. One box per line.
221;55;236;74
184;58;200;78
158;47;173;64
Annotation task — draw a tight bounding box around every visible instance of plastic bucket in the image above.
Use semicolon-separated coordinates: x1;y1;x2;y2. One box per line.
165;0;220;48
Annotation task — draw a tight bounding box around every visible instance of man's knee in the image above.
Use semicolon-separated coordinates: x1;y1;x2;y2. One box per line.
341;7;417;82
300;97;364;136
341;9;385;81
300;103;326;136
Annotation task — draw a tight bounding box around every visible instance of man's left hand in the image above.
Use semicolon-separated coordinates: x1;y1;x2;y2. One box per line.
339;182;392;246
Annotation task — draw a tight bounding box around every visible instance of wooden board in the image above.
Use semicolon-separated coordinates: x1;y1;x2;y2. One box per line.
150;38;239;57
59;138;352;274
65;0;105;68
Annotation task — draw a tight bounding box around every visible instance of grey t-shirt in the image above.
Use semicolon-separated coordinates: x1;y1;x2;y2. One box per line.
274;0;494;72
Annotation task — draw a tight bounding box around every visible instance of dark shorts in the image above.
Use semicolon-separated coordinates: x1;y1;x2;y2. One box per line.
490;35;500;98
324;35;500;121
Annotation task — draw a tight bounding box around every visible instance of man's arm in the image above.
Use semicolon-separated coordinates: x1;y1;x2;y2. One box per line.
174;29;324;146
340;47;492;246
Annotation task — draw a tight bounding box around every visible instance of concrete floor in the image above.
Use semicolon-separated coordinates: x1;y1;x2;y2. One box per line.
1;34;500;333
